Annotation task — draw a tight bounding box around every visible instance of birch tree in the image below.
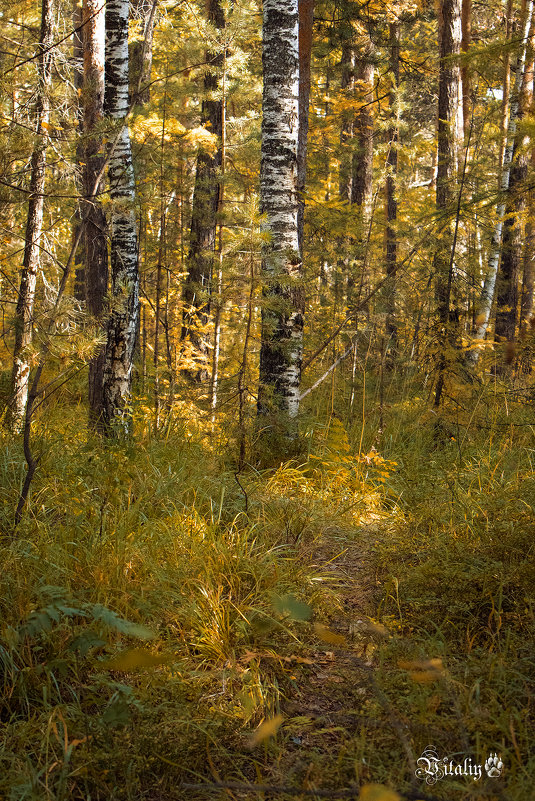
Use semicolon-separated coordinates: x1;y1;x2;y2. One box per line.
82;0;109;425
101;0;139;432
494;9;535;351
7;0;54;430
297;0;314;254
468;0;534;364
433;0;463;406
257;0;303;421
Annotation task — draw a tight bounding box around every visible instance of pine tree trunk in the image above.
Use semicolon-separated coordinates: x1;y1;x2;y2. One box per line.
181;0;224;382
102;0;139;433
461;0;471;138
257;0;302;421
338;43;353;204
351;31;374;216
130;0;157;104
385;21;400;358
8;0;54;431
520;132;535;337
350;28;374;321
83;0;109;426
73;0;86;304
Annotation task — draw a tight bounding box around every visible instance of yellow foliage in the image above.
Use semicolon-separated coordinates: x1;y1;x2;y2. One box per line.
313;623;346;646
359;784;400;801
249;714;284;747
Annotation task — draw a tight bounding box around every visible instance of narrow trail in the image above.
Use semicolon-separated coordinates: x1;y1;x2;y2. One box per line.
255;525;492;801
263;525;423;796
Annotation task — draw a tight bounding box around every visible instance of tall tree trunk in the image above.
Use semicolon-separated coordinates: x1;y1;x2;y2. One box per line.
181;0;224;382
468;0;534;363
338;43;353;204
520;130;535;337
297;0;314;254
210;44;227;418
73;0;86;304
257;0;302;421
494;8;534;352
130;0;158;105
499;0;515;171
461;0;471;138
351;31;374;216
385;20;400;358
433;0;463;405
8;0;54;430
102;0;139;433
350;27;374;321
83;0;109;426
435;0;463;325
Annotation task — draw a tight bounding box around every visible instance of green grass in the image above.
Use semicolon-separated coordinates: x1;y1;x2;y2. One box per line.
1;375;534;800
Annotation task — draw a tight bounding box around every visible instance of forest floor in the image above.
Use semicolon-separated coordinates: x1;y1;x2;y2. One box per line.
1;383;534;801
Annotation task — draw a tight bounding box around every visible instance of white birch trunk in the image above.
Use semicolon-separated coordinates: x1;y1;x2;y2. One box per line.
468;0;534;365
102;0;139;432
258;0;303;420
8;0;54;431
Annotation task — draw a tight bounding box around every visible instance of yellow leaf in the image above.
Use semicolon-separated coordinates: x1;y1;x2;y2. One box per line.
360;784;400;801
398;658;444;683
313;623;346;646
249;714;284;746
102;648;169;671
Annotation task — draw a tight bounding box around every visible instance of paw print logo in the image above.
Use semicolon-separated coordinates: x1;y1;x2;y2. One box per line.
484;753;504;778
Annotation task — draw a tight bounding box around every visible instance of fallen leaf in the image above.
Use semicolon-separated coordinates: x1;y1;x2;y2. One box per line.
101;648;170;671
313;623;346;646
359;784;401;801
249;714;284;747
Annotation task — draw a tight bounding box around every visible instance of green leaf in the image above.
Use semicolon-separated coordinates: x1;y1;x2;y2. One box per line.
273;594;312;621
90;604;156;639
68;630;106;656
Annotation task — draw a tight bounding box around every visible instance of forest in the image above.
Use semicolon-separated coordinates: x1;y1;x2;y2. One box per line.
0;0;534;798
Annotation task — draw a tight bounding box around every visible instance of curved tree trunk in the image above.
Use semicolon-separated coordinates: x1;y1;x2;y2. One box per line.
181;0;224;382
102;0;139;433
257;0;302;421
83;0;109;426
7;0;54;431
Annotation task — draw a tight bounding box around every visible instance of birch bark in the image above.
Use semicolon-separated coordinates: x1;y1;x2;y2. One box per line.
83;0;109;425
102;0;139;432
257;0;303;420
468;0;534;364
8;0;54;430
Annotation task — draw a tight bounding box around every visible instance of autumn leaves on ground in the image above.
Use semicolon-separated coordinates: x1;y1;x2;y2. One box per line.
1;383;534;800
